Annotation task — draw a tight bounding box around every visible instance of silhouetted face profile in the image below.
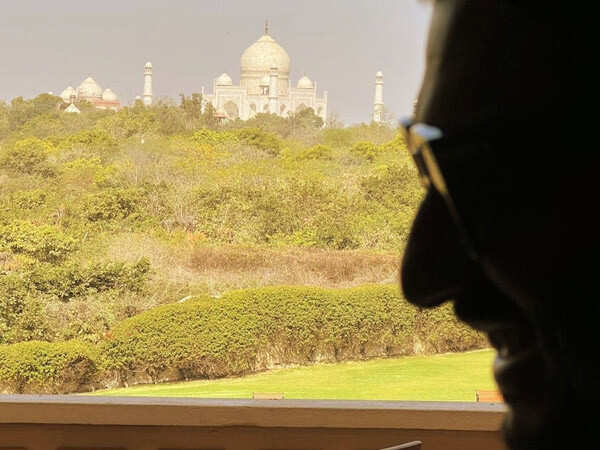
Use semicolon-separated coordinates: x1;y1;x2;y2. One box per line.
401;2;588;449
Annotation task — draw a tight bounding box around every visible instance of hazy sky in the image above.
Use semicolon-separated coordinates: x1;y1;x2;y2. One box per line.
0;0;432;125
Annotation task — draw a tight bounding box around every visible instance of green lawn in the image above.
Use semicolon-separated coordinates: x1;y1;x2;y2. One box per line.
89;349;497;401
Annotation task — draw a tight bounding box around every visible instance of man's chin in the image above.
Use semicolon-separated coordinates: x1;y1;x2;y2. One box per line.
502;406;569;450
502;409;548;450
501;375;592;450
494;351;550;449
494;347;572;450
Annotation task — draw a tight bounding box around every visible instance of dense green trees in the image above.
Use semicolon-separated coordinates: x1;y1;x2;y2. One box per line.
0;137;56;175
0;258;150;343
0;93;330;142
4;95;63;133
0;221;77;263
0;93;423;368
238;108;324;138
180;93;203;122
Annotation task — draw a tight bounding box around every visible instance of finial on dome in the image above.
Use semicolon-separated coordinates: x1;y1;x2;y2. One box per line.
265;19;269;35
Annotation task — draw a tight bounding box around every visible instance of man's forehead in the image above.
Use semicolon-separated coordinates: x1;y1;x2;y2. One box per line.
415;0;560;133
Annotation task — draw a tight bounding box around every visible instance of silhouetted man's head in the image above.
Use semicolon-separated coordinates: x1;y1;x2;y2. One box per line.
401;2;590;449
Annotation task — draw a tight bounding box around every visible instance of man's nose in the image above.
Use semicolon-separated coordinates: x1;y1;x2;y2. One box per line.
401;189;472;307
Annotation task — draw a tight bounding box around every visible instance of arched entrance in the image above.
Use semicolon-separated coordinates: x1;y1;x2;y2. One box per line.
296;103;308;113
224;101;239;120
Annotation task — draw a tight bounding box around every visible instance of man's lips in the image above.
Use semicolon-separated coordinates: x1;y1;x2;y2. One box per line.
453;291;546;408
416;267;549;410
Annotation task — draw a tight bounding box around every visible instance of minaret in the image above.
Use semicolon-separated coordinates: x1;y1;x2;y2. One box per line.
373;71;384;123
269;67;279;115
144;62;153;107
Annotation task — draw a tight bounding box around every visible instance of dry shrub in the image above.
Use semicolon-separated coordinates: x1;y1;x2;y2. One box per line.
189;246;399;287
297;250;397;283
103;234;399;301
190;246;271;271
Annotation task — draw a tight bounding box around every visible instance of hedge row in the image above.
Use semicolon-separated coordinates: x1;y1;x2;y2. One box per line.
0;340;98;394
0;285;487;393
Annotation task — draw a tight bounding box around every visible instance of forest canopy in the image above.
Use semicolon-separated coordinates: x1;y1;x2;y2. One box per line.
0;93;422;352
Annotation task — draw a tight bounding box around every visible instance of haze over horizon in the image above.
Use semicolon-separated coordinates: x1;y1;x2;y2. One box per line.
0;0;432;125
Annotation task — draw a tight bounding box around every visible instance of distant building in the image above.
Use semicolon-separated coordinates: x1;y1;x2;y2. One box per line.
143;62;153;106
373;71;384;124
59;77;121;111
202;22;328;122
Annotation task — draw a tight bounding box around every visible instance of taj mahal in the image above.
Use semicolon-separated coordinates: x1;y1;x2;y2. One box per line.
201;23;328;122
54;23;387;123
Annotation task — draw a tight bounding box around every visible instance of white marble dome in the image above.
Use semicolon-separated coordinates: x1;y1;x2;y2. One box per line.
216;73;233;86
60;86;76;102
145;61;153;68
203;23;328;122
77;77;103;99
297;75;314;89
241;34;290;75
102;88;118;102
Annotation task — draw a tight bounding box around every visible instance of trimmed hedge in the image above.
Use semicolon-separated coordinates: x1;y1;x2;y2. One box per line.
415;306;488;354
0;340;99;394
102;285;413;382
0;284;488;393
102;284;486;384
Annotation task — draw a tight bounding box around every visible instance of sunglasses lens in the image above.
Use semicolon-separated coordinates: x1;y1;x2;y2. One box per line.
405;122;478;261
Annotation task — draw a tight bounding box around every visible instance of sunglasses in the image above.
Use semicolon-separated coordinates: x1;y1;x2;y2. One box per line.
400;118;479;261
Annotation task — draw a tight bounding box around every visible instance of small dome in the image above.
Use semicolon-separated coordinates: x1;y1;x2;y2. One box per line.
77;77;103;99
260;75;270;86
145;61;153;68
60;86;76;102
297;75;314;89
102;88;118;102
376;71;383;77
241;34;291;76
216;73;233;86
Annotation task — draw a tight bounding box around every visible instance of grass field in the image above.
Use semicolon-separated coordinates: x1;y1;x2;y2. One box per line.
89;349;496;401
